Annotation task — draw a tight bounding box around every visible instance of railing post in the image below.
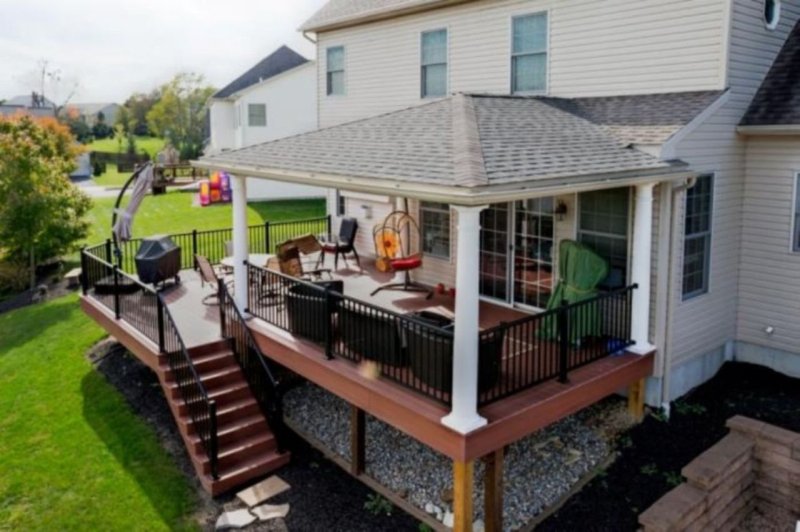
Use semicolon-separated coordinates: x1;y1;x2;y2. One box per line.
192;230;198;269
557;300;569;384
264;221;271;254
113;265;121;320
157;297;166;353
80;247;88;295
105;238;112;263
326;214;332;240
209;400;219;480
324;289;334;360
218;279;227;337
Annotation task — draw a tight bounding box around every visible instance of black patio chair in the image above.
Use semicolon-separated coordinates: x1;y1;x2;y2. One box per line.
286;280;343;343
319;217;361;270
337;300;407;367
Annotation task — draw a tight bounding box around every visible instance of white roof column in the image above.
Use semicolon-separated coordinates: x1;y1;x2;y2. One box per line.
629;182;656;354
231;175;249;309
442;205;488;434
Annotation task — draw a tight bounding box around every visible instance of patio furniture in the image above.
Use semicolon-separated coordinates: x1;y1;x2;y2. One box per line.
337;300;407;367
286;280;343;342
406;324;504;394
370;210;433;299
195;254;227;305
276;241;331;280
319;217;361;270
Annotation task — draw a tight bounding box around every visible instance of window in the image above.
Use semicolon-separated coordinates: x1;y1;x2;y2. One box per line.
420;202;450;259
793;173;800;252
578;188;630;289
421;29;447;98
247;104;266;127
511;13;548;93
682;174;714;299
326;46;345;96
764;0;781;29
335;190;346;217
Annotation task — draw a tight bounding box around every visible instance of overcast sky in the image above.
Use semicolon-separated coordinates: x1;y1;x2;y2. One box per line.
0;0;327;103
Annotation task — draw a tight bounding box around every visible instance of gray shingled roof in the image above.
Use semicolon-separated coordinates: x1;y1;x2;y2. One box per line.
741;20;800;126
213;46;309;99
197;93;691;192
301;0;458;31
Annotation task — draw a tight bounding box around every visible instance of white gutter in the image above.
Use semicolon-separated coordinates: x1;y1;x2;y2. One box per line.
192;159;695;206
737;124;800;136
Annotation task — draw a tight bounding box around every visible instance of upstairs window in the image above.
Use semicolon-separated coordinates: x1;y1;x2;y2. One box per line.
420;202;451;259
511;12;548;94
326;46;345;96
683;174;714;299
247;103;266;127
793;173;800;252
764;0;781;29
421;29;448;98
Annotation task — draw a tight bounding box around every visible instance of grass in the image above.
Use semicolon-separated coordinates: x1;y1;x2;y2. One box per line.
0;294;198;530
84;191;326;246
91;166;131;188
86;136;166;158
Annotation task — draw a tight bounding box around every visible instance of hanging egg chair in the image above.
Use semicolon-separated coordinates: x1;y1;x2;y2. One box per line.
370;210;433;299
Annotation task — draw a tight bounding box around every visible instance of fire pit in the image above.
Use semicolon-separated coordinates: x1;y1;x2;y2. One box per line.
135;235;181;287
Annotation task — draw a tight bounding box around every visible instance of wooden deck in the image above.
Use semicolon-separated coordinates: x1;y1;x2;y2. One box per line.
81;263;654;462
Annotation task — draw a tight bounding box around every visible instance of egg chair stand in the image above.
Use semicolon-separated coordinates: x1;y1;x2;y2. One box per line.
370;210;434;300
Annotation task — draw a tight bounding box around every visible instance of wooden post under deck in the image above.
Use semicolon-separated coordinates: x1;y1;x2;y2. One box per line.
453;460;474;532
628;378;646;421
483;449;504;532
350;405;366;475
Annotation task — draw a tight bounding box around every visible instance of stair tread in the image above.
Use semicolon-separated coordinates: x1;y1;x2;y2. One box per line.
191;351;235;365
215;450;287;481
197;432;276;464
216;396;259;415
188;413;266;444
206;382;250;400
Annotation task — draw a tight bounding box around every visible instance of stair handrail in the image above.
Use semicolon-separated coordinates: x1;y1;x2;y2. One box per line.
157;293;219;479
217;279;288;453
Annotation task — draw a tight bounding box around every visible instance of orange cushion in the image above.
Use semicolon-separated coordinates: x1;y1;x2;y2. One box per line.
390;256;422;271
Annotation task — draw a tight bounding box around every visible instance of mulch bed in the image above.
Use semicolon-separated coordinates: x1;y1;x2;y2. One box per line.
88;342;420;531
538;362;800;532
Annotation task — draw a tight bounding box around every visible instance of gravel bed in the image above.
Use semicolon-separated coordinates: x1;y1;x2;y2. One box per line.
284;382;632;530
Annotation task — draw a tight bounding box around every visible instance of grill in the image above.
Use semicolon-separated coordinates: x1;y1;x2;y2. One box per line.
135;235;181;286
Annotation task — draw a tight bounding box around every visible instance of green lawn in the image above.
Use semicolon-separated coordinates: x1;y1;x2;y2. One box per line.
87;136;166;158
84;191;326;246
91;166;131;188
0;294;198;530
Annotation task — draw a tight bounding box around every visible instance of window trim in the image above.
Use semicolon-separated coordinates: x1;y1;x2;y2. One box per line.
335;189;346;217
247;103;267;127
420;201;452;260
420;27;449;99
509;11;550;95
326;45;346;96
681;173;715;301
792;172;800;253
764;0;781;30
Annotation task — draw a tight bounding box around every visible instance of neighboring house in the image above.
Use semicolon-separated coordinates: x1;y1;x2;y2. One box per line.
0;93;56;118
69;102;120;127
80;1;800;530
207;45;325;201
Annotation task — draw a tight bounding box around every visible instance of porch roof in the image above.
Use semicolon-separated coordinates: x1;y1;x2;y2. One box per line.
194;93;700;204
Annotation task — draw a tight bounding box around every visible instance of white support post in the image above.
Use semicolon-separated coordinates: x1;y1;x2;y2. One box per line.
231;175;249;310
629;183;656;354
442;205;488;434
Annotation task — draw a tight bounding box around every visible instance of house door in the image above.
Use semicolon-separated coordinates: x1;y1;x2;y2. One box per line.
479;199;555;309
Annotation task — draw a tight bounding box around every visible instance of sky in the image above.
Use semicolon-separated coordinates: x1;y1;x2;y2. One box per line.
0;0;327;103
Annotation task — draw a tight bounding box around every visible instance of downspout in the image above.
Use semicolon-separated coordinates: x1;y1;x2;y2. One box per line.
660;176;698;416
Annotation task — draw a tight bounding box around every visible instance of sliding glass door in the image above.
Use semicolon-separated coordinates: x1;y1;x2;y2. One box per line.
480;199;555;309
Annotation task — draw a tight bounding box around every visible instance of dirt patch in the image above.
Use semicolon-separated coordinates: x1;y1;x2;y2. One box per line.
88;341;421;531
538;362;800;532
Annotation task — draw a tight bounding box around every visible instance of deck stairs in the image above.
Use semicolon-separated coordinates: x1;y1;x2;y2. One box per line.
157;338;290;495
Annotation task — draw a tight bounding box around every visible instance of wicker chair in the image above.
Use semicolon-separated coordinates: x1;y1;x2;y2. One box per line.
337;300;407;367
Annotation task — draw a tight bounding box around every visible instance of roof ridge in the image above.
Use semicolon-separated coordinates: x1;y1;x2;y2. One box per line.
451;94;488;187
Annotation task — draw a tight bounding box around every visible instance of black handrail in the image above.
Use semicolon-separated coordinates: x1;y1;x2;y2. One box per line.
218;280;288;452
81;247;219;478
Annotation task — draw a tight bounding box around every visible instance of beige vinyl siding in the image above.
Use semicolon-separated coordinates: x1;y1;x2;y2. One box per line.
317;0;727;127
737;138;800;354
666;0;800;367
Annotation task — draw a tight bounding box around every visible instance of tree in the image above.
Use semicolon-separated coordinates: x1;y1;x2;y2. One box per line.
92;110;112;139
147;73;215;160
124;90;160;135
0;114;92;288
62;105;92;143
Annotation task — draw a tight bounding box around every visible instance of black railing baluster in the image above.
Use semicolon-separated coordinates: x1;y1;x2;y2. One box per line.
557;300;569;384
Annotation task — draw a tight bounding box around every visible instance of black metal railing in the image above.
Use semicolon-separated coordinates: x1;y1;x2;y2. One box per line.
218;280;288;452
478;285;636;405
80;247;219;477
108;215;330;271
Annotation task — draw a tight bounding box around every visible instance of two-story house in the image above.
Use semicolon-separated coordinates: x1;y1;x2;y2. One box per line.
207;45;325;201
80;1;800;530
